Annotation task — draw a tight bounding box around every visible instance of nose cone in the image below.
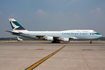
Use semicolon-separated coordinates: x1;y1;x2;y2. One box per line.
100;35;102;37
98;35;102;38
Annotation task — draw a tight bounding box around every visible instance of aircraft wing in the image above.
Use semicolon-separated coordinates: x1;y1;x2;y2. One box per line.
24;33;78;40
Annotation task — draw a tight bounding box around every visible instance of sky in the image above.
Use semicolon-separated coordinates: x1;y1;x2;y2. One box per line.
0;0;105;37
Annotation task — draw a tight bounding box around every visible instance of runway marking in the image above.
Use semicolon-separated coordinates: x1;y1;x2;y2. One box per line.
25;43;70;70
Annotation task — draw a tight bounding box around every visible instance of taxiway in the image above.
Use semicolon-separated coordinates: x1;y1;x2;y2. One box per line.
0;41;105;70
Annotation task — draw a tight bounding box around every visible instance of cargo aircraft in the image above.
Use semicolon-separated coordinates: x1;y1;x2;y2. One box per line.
6;18;102;43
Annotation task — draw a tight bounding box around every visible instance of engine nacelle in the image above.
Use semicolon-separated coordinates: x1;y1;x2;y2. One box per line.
44;36;53;41
62;38;69;42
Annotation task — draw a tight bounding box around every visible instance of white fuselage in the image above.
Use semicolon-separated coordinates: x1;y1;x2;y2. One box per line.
17;30;102;40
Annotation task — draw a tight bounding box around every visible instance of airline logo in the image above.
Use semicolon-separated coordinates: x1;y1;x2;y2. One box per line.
11;21;19;30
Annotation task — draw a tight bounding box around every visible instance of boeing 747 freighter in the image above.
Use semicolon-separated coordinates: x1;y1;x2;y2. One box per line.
6;18;102;43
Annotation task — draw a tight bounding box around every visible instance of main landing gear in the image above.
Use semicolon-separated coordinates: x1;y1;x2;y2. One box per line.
89;40;92;44
51;40;60;43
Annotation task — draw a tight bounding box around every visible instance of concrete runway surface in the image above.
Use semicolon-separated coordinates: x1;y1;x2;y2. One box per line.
0;41;105;70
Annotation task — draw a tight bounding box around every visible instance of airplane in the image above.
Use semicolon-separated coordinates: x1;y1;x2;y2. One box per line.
17;36;23;42
6;18;102;43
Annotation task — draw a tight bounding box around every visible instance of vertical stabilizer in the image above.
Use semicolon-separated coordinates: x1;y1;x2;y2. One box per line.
9;18;27;31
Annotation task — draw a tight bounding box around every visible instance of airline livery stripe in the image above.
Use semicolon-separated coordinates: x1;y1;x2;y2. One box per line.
25;43;70;70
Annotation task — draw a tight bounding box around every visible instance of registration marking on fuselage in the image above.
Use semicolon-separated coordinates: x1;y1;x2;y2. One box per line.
25;43;70;70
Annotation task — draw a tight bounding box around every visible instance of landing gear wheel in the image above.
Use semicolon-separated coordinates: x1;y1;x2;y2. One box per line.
89;40;92;44
51;41;60;43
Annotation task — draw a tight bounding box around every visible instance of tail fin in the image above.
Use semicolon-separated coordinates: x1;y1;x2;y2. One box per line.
9;18;27;31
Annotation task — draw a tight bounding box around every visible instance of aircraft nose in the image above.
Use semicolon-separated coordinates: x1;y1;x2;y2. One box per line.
99;35;102;37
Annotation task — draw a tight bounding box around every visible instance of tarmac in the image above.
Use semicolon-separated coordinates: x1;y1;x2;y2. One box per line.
0;41;105;70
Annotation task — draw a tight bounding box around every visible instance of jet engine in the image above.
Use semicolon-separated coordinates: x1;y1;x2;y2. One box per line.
59;37;70;42
63;38;69;42
44;36;53;41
